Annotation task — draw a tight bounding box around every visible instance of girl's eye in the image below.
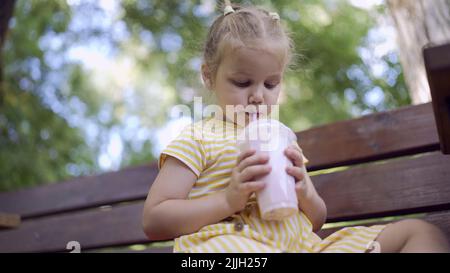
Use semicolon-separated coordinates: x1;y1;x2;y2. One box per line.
232;80;251;88
265;82;278;89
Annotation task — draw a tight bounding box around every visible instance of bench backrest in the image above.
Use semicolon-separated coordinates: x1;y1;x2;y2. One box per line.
0;44;449;253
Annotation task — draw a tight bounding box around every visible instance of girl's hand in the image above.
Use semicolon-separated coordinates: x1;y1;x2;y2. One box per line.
225;148;271;214
285;144;328;231
284;144;311;200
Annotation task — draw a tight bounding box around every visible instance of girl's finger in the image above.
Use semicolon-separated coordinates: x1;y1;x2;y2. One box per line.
239;181;266;195
286;166;305;182
237;148;256;165
290;143;302;153
285;148;304;167
240;164;271;182
237;152;269;173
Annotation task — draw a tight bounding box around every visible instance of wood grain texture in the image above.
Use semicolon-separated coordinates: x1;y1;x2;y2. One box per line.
424;43;450;154
0;163;158;218
314;151;450;222
0;202;148;253
297;103;440;171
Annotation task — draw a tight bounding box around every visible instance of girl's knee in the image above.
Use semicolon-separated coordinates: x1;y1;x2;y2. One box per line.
376;219;449;252
393;219;450;252
396;219;445;238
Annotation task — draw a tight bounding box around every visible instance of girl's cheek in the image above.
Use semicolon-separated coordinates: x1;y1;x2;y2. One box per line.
266;93;279;104
230;90;246;100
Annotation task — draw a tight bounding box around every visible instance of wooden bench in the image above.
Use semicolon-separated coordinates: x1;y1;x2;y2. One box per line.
0;43;449;253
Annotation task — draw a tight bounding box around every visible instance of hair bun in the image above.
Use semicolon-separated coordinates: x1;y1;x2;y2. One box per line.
224;5;235;15
269;12;280;21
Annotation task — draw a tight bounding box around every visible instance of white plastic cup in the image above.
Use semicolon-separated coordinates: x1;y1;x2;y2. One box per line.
237;118;299;221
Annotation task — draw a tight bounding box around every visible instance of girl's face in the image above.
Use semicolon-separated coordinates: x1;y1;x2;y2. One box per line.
203;44;285;126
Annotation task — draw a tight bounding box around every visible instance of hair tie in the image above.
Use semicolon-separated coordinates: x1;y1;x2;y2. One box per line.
269;12;280;21
224;5;235;16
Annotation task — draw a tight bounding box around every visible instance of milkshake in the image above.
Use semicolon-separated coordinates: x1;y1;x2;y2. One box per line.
237;114;299;221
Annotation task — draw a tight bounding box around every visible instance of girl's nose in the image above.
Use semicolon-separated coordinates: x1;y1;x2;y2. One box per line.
248;86;264;104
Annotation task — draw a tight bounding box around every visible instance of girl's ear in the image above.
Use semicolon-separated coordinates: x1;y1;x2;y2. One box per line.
201;63;212;90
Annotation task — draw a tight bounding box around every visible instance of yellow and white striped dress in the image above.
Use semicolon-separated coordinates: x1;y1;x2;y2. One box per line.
158;117;387;253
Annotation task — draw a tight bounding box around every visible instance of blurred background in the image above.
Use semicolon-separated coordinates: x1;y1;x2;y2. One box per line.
1;0;446;192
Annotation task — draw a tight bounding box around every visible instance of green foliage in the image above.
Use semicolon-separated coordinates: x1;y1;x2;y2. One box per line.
0;88;94;191
0;0;96;191
277;0;410;131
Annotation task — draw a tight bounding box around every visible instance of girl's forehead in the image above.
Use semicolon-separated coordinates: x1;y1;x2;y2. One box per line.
221;45;285;75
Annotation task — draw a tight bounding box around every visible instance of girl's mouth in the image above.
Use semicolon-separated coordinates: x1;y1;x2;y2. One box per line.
245;112;260;119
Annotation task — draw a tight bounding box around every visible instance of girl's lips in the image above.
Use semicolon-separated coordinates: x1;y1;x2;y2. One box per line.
245;112;260;118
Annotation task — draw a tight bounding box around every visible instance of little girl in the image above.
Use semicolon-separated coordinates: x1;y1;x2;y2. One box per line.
142;1;449;253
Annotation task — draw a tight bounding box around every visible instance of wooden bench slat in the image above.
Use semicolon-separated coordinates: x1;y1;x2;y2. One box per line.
0;202;148;253
424;43;450;154
315;151;450;222
423;43;450;73
298;103;440;171
0;164;157;219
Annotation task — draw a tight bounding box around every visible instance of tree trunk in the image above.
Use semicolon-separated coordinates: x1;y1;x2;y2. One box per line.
387;0;450;104
0;0;17;106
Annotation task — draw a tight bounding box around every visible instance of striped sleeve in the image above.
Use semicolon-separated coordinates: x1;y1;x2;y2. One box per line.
291;140;309;165
158;124;206;177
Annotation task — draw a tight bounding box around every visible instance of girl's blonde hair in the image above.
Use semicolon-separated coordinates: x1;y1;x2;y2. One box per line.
203;1;294;83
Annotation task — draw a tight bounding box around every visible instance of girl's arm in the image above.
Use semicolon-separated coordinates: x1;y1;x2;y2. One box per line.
142;156;234;241
297;170;327;232
143;147;271;241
